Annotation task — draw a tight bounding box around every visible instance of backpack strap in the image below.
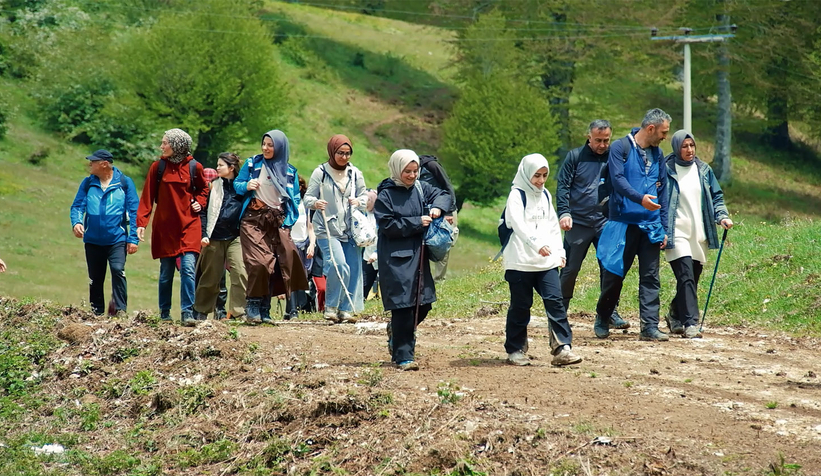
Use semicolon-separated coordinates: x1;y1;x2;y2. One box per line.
154;159;199;203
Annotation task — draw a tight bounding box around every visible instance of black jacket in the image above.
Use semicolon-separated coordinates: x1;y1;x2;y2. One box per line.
556;142;608;229
418;155;457;214
201;178;244;241
374;178;451;310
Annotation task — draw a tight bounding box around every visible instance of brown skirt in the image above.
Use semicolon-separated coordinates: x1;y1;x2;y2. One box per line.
240;199;309;298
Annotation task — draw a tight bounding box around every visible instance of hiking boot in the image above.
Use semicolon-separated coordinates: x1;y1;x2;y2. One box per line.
551;346;582;367
245;298;262;324
593;315;610;339
386;322;393;356
507;351;531;366
284;310;298;321
193;310;207;321
160;310;172;322
260;302;272;324
215;310;228;321
610;311;630;330
397;360;419;371
683;325;702;339
324;307;340;323
639;327;669;342
665;313;684;335
181;311;196;327
338;310;357;323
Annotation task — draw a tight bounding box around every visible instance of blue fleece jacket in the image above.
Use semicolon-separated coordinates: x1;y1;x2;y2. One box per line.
70;167;139;246
234;157;300;228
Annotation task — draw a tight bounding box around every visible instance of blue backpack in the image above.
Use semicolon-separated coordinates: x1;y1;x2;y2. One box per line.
496;188;550;259
413;181;454;262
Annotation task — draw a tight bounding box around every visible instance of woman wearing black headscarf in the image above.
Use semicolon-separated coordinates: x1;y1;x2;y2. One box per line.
663;130;733;338
234;130;309;324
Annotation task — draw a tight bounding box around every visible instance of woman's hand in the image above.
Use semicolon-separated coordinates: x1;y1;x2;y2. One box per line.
429;208;441;219
538;245;551;257
348;197;359;206
201;238;210;247
560;257;567;268
721;218;733;229
314;199;328;211
247;178;260;191
137;227;146;242
307;243;315;259
191;201;202;213
421;215;432;227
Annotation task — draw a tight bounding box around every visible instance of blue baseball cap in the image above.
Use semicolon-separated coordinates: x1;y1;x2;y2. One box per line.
86;149;114;162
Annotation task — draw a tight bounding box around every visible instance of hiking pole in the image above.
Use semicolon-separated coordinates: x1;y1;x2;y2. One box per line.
320;209;356;313
414;234;426;330
699;228;729;333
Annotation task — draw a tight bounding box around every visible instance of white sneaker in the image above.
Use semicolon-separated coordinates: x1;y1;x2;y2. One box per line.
551;346;582;366
507;351;531;366
323;307;339;322
338;310;357;323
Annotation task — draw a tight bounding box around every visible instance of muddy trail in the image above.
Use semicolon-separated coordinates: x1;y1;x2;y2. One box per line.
4;300;821;475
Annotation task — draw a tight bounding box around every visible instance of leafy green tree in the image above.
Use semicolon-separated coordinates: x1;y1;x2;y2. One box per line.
117;0;289;163
440;12;560;206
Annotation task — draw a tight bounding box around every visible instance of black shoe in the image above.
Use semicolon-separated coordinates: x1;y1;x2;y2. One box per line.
160;310;172;322
283;310;298;321
639;327;669;341
193;311;207;321
609;311;630;330
181;311;196;327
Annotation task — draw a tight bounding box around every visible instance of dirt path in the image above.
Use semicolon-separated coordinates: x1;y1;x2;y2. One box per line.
242;313;821;474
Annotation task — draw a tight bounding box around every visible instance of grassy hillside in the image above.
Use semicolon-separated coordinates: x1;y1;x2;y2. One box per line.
1;1;821;321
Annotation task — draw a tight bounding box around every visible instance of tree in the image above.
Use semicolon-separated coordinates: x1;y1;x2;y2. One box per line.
118;0;289;163
440;12;561;206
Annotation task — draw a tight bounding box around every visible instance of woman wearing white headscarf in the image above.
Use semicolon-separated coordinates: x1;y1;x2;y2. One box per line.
663;130;732;338
502;154;581;367
374;149;451;371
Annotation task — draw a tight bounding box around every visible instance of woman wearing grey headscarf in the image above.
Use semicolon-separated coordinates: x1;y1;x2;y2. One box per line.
137;128;210;325
663;130;733;338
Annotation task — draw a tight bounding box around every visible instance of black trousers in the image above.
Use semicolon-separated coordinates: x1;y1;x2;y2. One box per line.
85;242;127;315
560;223;608;311
669;257;703;328
390;303;431;364
596;224;661;330
362;260;378;299
505;269;573;355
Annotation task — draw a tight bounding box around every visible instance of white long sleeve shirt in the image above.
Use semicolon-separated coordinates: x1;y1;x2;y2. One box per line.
502;187;565;272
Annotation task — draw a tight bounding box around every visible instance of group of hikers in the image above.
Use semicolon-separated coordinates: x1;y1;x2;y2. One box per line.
68;107;731;371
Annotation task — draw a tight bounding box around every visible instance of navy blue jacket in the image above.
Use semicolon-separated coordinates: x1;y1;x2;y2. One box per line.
608;128;668;228
556;141;608;229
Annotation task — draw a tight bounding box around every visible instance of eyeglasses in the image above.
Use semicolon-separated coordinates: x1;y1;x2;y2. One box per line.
335;151;352;158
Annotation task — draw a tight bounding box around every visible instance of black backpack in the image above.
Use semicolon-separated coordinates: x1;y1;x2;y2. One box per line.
154;158;200;203
496;188;550;259
597;137;632;217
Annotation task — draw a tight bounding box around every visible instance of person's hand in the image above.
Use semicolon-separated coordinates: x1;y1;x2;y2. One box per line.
201;238;210;247
348;197;359;206
721;218;733;230
538;245;551;257
72;223;85;238
367;252;377;264
191;201;202;213
559;216;573;231
560;257;567;268
660;235;668;249
0;258;6;273
421;215;432;227
127;243;138;255
314;199;328;211
641;194;661;211
137;227;146;242
430;208;441;219
306;243;315;259
247;178;260;191
445;215;454;225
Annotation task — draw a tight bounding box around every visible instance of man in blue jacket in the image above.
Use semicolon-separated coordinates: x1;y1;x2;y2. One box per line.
556;119;626;329
70;150;139;316
595;109;670;341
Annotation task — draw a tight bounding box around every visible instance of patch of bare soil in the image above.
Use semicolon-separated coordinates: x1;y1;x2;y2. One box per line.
21;307;821;474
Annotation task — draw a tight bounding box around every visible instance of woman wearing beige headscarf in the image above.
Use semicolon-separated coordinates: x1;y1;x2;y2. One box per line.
374;149;451;371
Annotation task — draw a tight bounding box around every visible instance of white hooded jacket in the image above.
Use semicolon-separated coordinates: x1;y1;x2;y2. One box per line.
502;154;566;272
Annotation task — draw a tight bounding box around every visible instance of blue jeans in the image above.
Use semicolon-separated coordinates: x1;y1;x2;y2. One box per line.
159;252;197;314
317;237;362;312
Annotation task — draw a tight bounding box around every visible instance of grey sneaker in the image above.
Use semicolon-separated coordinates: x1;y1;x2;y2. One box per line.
338;310;357;323
639;328;669;342
683;325;702;339
551;346;582;366
665;313;684;335
181;311;196;327
610;311;630;330
507;351;531;366
594;315;610;339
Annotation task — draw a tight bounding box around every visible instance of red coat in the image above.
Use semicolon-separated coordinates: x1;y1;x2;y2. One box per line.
137;156;209;259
